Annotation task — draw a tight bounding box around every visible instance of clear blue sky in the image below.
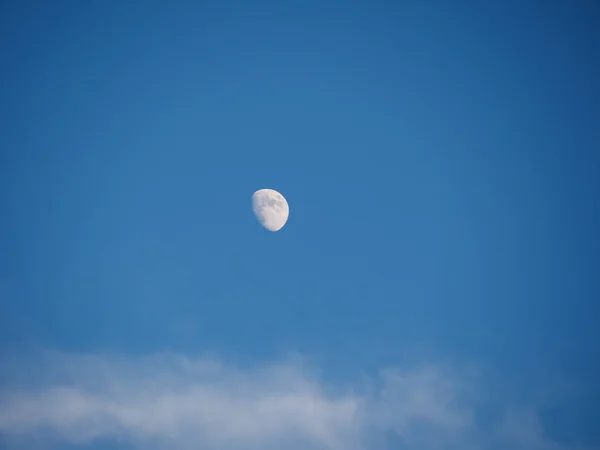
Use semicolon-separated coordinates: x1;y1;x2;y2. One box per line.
1;1;598;449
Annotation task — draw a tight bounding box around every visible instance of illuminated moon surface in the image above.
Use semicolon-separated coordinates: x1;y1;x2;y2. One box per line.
252;189;289;232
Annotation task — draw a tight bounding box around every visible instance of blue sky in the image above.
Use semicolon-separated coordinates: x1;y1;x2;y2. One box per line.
1;1;599;449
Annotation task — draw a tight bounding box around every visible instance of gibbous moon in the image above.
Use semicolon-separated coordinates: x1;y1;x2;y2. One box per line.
252;189;289;232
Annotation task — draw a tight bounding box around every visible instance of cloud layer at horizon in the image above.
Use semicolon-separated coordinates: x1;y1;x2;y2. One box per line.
0;352;576;450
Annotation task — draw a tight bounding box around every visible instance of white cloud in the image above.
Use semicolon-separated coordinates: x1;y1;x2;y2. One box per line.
0;352;576;450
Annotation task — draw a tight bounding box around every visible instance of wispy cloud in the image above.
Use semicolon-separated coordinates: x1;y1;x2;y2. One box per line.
0;352;575;450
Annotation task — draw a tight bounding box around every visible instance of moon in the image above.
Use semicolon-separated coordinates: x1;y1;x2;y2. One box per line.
252;188;289;232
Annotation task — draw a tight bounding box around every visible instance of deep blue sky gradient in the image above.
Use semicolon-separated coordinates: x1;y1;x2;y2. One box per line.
1;0;599;447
